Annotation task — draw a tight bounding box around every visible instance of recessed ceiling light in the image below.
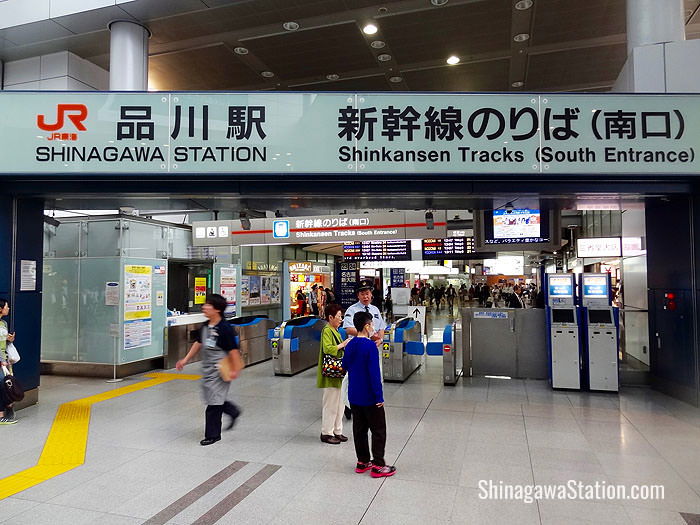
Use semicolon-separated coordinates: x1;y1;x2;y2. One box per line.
513;33;530;42
326;74;340;81
261;71;274;78
371;40;386;49
234;47;249;55
363;23;378;35
377;53;392;62
430;0;449;6
283;21;300;31
446;55;460;65
389;76;403;83
512;81;524;88
514;0;533;10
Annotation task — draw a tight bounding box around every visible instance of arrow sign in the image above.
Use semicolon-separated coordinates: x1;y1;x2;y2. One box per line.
409;306;426;334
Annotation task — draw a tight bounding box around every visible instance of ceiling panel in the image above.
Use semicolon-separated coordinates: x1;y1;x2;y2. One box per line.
527;44;626;90
246;22;377;79
402;60;510;91
147;0;346;44
531;0;626;46
379;0;512;64
291;74;391;91
149;44;264;89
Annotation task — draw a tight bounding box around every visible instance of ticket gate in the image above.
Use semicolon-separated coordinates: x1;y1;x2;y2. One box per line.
426;320;464;385
228;315;277;367
269;316;326;376
382;317;424;382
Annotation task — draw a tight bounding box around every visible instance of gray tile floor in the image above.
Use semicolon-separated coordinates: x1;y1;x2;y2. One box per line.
3;313;700;524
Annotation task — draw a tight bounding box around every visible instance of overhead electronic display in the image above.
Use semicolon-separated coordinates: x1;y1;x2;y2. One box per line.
493;209;541;239
343;240;411;262
477;205;555;248
422;237;477;260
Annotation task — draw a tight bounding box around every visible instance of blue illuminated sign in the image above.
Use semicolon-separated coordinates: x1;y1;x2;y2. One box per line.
548;276;573;297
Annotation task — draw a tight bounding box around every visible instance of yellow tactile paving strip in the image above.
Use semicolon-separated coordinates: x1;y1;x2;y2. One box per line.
0;372;201;500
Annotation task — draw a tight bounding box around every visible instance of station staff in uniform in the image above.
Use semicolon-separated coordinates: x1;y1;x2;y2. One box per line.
342;279;387;419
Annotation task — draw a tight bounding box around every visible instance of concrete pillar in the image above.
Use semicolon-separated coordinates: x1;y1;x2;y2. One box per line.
108;20;150;91
626;0;685;52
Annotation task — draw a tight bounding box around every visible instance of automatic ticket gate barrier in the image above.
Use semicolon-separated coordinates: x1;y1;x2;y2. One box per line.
269;315;325;376
382;317;423;382
580;273;619;392
228;315;277;367
426;320;463;385
546;274;582;390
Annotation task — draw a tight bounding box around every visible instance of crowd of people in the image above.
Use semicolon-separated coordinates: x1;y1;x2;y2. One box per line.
407;280;544;311
294;284;335;317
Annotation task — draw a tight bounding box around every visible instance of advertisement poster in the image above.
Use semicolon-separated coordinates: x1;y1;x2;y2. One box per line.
270;276;281;304
194;277;207;305
248;275;261;305
124;265;152;320
220;266;237;315
124;319;152;350
261;276;271;305
240;275;250;307
20;259;37;291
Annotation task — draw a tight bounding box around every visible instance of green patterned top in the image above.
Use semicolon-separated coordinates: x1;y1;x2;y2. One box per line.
316;324;344;389
0;319;8;362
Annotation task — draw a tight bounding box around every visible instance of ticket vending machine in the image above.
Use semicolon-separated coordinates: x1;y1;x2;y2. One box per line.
580;273;619;392
546;273;581;390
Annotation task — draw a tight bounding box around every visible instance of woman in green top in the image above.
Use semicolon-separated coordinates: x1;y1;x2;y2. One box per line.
317;303;350;444
0;298;17;424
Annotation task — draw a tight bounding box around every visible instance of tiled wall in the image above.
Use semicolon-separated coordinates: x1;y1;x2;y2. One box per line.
3;51;108;90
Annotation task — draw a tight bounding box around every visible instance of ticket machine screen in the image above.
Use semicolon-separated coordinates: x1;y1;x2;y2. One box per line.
549;276;573;297
588;309;612;324
582;275;608;298
552;309;575;324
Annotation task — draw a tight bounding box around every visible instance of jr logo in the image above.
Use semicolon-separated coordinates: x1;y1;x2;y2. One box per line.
37;104;88;141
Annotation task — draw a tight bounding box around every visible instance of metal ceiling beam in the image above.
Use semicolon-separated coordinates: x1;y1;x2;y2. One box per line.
508;0;535;91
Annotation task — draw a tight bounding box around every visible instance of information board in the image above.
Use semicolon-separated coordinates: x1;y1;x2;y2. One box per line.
335;262;360;309
343;240;411;261
422;237;476;260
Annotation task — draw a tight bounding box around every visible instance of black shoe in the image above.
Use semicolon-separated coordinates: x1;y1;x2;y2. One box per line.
200;437;221;446
334;434;348;442
344;406;352;420
320;434;341;445
224;407;241;431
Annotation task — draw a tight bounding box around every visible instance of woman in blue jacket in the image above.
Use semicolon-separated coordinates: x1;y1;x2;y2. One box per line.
342;311;396;478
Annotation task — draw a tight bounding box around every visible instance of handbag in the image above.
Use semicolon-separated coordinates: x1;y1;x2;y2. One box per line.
218;350;245;382
1;365;24;403
321;330;345;379
7;343;20;364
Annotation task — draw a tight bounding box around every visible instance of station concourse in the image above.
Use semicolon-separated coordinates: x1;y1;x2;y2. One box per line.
2;0;700;524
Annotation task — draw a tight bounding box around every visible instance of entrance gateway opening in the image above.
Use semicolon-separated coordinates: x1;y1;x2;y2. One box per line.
2;90;698;408
34;193;650;390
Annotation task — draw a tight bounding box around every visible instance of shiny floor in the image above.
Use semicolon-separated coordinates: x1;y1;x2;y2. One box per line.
2;310;700;524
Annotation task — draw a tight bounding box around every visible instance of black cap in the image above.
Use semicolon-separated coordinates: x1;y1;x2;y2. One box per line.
357;279;374;293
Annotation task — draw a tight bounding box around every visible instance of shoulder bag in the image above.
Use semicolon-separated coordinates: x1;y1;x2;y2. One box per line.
321;330;345;379
1;365;24;403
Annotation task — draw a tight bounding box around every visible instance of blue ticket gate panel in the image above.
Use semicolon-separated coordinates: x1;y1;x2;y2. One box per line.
228;315;277;366
546;274;581;390
269;316;325;376
383;317;423;382
580;273;619;392
426;320;463;385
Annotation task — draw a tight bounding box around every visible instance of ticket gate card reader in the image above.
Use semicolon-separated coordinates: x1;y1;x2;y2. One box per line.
426;320;463;385
580;273;619;392
228;315;277;366
383;317;424;382
546;274;582;390
269;315;326;376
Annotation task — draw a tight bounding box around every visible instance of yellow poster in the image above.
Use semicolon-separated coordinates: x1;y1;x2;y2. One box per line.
194;277;207;305
124;265;152;321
